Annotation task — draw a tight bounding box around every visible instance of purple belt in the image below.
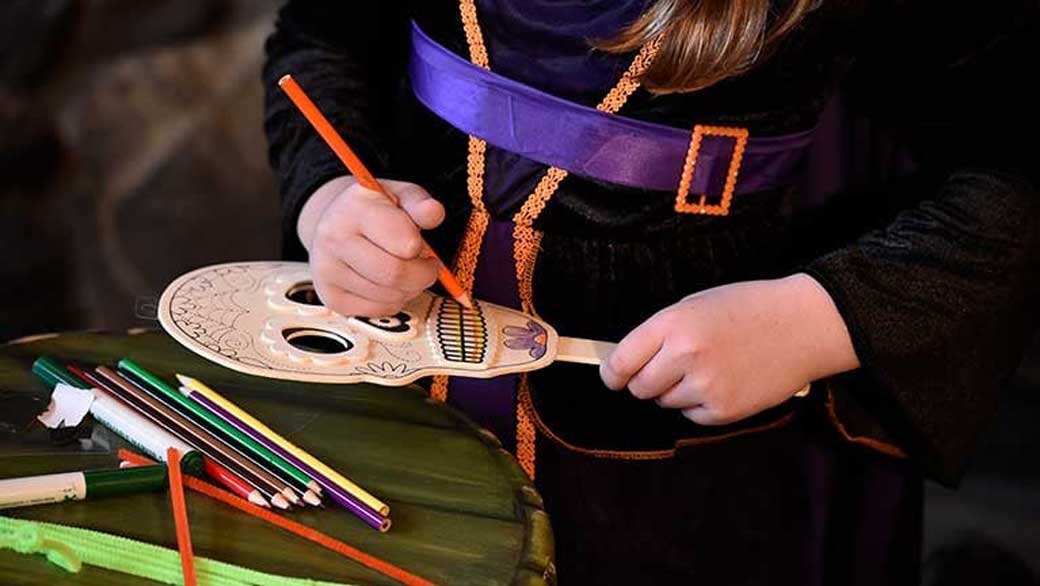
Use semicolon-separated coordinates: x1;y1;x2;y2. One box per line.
409;20;816;196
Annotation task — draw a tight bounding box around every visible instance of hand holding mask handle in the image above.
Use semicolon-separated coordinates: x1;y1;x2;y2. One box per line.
560;337;810;396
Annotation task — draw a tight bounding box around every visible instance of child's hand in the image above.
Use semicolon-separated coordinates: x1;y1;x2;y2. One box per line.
297;175;445;317
599;274;859;425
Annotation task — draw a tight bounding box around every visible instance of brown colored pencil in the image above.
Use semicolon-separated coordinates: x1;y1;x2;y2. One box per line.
89;366;294;510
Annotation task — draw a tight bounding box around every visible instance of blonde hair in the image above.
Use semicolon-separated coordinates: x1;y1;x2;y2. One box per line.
599;0;818;94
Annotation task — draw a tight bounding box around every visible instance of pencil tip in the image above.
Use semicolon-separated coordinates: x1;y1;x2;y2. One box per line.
458;293;473;309
248;493;270;508
272;494;290;510
283;490;301;505
303;491;322;506
174;373;190;386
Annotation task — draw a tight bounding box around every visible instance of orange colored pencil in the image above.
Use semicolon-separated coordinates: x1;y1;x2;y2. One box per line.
278;74;472;310
166;447;197;586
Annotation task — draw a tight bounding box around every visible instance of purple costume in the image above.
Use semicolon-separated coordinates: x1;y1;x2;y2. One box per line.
263;2;1040;583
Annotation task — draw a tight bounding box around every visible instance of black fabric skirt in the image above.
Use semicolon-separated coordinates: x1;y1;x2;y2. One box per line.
528;364;923;586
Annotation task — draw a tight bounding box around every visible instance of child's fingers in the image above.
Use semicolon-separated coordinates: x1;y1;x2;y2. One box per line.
681;406;731;426
337;235;439;292
626;351;685;400
312;279;403;318
653;376;701;409
381;180;446;230
358;202;427;260
313;254;413;306
600;318;666;391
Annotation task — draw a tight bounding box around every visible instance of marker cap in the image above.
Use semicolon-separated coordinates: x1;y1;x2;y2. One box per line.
84;465;167;498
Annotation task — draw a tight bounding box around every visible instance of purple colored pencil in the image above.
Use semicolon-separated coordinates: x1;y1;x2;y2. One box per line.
180;387;388;531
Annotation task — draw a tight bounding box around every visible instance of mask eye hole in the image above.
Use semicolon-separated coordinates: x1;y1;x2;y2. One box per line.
286;281;323;306
282;328;353;354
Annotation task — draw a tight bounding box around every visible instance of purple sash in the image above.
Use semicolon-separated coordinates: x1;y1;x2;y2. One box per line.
409;20;816;196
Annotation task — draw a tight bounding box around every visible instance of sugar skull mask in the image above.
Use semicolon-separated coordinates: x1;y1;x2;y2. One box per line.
158;262;562;385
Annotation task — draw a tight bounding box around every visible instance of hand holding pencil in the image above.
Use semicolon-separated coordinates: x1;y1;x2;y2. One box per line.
280;75;472;317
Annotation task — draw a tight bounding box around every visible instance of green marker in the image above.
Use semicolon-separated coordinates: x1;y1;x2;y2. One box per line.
117;359;321;504
0;465;167;510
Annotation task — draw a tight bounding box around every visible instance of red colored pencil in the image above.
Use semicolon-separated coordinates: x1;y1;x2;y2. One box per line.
203;458;270;508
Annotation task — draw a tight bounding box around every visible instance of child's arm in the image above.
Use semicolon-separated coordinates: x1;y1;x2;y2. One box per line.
603;0;1040;485
263;3;443;317
262;2;410;261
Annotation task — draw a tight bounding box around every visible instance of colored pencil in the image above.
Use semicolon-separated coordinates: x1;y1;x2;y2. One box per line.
176;383;388;529
0;465;167;510
62;364;267;505
177;373;388;516
57;362;270;508
166;447;198;586
99;366;297;508
79;366;292;510
278;73;472;310
118;359;321;506
96;390;269;507
203;458;269;508
107;366;303;506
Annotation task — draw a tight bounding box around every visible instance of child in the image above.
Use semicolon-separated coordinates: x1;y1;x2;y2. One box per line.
263;2;1039;583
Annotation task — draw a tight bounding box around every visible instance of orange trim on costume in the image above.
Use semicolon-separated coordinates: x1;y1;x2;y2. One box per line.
429;376;449;402
458;0;490;70
518;378;797;460
824;387;907;459
512;169;567;316
674;125;749;216
510;41;659;317
456;0;662;476
515;375;538;479
434;3;495;406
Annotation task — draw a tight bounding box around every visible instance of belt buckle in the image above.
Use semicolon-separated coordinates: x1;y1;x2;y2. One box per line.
674;124;749;216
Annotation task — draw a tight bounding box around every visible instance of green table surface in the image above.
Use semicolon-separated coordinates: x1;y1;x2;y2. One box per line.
0;330;553;586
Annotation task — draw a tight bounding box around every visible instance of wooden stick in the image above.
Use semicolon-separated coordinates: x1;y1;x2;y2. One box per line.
277;74;471;310
555;337;616;366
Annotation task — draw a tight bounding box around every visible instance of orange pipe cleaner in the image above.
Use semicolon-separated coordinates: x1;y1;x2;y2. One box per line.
120;450;434;586
166;447;198;586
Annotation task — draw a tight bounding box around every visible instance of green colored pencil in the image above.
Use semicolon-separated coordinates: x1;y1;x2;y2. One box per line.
117;359;321;502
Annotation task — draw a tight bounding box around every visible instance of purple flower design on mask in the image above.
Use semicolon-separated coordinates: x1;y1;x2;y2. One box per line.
502;320;548;360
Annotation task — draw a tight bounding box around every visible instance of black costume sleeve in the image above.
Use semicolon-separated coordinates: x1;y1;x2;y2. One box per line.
262;2;409;259
802;0;1040;485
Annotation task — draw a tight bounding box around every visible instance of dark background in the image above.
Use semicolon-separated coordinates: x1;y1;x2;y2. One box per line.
1;1;1037;582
